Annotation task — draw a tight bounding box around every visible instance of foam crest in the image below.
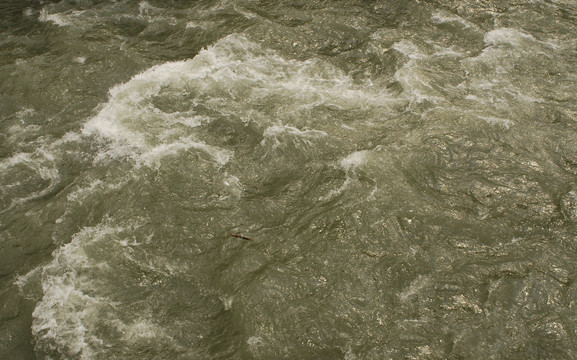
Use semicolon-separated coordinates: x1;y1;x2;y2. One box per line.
138;139;233;168
261;125;328;149
478;115;514;129
392;40;448;104
223;173;242;198
118;318;177;350
392;40;427;60
32;214;205;358
431;11;477;29
189;35;394;113
459;26;558;119
83;59;230;167
31;217;178;356
38;8;86;27
484;28;537;48
84;34;395;168
340;150;369;171
319;151;370;201
38;9;70;26
32;221;128;357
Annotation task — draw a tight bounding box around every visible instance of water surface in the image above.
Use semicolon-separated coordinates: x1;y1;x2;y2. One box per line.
2;0;577;358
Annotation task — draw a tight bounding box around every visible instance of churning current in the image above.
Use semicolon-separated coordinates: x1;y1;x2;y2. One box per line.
2;0;577;359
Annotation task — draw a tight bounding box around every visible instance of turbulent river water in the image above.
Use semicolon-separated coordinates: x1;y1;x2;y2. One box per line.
2;0;577;359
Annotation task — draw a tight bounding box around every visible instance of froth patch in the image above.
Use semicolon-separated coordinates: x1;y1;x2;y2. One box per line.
38;9;70;26
83;34;396;169
484;28;537;48
340;150;368;171
261;125;328;149
32;222;124;357
431;11;477;29
136;139;233;168
319;150;370;201
392;40;447;104
38;8;86;27
478;116;513;129
120;319;174;345
32;219;172;358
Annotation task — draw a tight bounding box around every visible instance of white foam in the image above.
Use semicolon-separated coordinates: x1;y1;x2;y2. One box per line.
66;179;104;202
392;40;426;60
484;28;537;48
431;11;474;28
318;151;370;201
247;336;265;347
399;275;430;301
32;224;119;357
54;131;83;145
121;319;172;345
38;8;86;27
431;12;460;24
15;266;43;301
38;9;70;26
223;173;242;198
432;44;464;58
261;125;327;149
392;40;448;104
23;8;35;17
15;107;35;119
32;219;151;357
139;1;157;17
82;49;241;167
136;138;233;168
175;115;206;128
185;21;200;29
220;295;234;310
478;116;513;129
340;151;368;171
84;34;397;168
318;177;352;202
505;90;544;104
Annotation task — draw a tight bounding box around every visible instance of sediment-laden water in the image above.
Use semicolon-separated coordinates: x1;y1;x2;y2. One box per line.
2;0;577;359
